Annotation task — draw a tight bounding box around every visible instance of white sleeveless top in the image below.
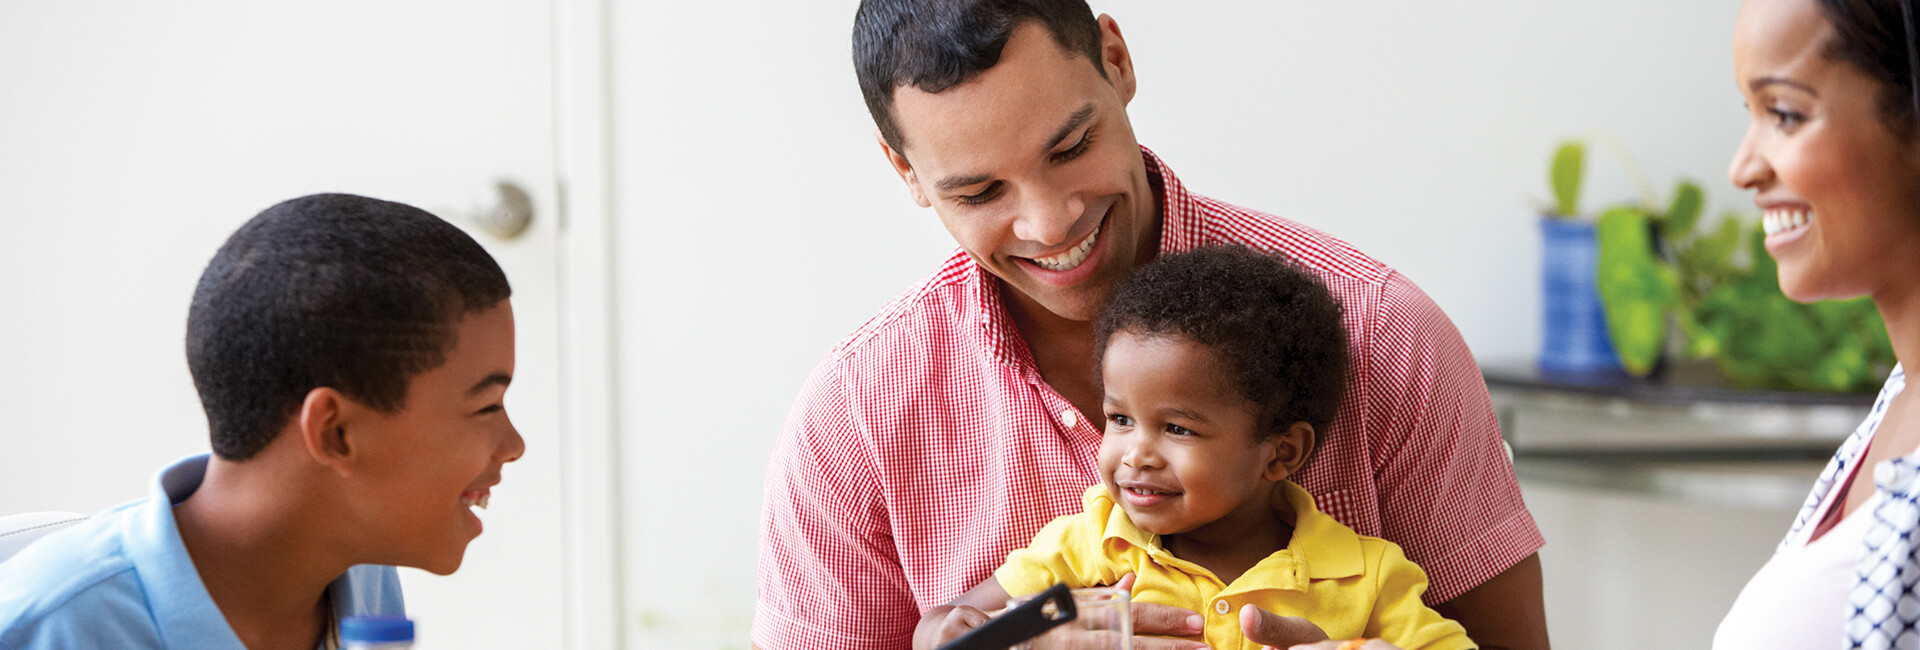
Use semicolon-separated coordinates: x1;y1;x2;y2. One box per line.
1712;481;1878;649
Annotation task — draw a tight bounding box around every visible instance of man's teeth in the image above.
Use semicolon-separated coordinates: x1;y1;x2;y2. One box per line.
1031;223;1101;271
464;493;490;510
1763;209;1812;236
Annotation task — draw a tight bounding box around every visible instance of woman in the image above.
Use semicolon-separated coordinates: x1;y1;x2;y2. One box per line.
1714;0;1920;647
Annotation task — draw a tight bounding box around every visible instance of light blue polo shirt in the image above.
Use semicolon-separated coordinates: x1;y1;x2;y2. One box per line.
0;454;404;650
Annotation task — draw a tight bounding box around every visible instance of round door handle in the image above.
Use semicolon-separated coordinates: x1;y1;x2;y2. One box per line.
472;180;534;241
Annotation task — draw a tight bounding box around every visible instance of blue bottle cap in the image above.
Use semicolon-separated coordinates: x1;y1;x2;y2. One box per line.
341;616;414;642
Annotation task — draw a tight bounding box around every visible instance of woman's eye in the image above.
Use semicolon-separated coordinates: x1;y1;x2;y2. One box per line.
1769;106;1806;130
477;404;503;415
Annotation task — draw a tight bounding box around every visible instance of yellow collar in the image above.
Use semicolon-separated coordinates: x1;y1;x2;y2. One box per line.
1087;480;1364;583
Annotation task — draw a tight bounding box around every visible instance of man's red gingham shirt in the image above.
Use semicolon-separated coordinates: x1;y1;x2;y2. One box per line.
754;147;1543;650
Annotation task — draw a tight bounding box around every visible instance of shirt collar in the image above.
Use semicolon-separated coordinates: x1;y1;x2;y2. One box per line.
963;145;1202;366
1091;480;1366;587
127;453;248;649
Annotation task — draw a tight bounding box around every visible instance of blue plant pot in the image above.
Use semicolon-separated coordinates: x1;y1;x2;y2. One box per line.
1538;217;1625;376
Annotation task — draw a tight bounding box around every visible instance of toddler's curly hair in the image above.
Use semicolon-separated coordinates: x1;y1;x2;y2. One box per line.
1094;244;1349;454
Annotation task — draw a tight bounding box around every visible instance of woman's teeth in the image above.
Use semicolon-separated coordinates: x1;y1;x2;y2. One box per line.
1763;208;1812;236
1031;223;1102;271
463;493;491;510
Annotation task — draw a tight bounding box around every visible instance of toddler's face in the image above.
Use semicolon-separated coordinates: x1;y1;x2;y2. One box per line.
1096;330;1291;539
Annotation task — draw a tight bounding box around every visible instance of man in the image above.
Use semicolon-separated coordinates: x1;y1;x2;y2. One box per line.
0;194;525;649
755;2;1547;648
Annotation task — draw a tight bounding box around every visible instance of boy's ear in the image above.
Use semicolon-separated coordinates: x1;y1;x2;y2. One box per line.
297;387;356;477
1263;422;1316;482
876;129;932;208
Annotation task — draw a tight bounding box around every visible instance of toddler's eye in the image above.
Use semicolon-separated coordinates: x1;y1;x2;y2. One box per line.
1107;414;1133;427
1166;424;1196;437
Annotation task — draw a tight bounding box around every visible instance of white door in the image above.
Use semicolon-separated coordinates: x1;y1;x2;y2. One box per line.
0;3;586;648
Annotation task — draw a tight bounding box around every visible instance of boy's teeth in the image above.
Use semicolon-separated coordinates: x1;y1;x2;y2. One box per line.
1031;223;1101;271
1763;209;1812;236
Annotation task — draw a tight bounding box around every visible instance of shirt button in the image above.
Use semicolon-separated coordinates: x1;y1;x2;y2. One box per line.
1213;599;1230;615
1060;409;1078;428
1876;461;1900;488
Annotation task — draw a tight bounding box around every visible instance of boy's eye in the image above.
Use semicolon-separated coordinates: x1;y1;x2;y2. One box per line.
1165;424;1196;437
1107;414;1133;427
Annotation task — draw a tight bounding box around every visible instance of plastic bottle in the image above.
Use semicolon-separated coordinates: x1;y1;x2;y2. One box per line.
341;616;414;650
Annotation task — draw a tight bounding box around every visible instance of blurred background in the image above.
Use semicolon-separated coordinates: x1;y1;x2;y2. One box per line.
1;1;1844;648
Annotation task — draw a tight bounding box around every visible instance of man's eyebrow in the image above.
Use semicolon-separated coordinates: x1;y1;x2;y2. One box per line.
1750;76;1817;95
935;172;995;193
1044;104;1097;151
468;372;512;396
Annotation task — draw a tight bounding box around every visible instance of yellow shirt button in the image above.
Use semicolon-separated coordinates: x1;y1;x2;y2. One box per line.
1214;599;1230;615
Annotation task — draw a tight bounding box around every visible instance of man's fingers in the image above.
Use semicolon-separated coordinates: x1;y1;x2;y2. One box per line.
937;606;990;644
1239;604;1328;647
1115;572;1138;593
1130;601;1204;637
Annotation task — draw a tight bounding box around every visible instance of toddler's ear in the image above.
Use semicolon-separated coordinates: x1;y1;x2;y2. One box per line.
1263;422;1315;481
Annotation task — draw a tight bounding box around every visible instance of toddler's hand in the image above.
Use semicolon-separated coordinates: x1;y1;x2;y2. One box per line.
1238;604;1331;650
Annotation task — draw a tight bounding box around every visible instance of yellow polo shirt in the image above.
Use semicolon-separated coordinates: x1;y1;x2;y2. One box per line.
995;482;1474;650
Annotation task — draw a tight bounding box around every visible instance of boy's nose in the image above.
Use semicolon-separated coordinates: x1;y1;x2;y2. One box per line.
498;422;526;463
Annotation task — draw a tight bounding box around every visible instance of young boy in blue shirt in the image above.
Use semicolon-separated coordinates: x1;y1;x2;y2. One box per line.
916;245;1472;650
0;193;525;649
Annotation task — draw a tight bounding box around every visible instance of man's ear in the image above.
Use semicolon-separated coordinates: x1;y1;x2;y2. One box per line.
876;129;932;208
297;387;356;477
1263;422;1316;482
1094;14;1137;105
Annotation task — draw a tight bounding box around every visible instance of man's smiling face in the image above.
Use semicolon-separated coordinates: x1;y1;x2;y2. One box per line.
881;17;1159;323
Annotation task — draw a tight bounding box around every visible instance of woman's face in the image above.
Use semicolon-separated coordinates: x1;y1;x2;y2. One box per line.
1729;0;1920;303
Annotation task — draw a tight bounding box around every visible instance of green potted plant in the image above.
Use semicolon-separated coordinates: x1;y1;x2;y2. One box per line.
1588;163;1896;391
1536;140;1625;376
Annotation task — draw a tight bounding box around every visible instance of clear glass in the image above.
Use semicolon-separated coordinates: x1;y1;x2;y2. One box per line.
1010;587;1133;650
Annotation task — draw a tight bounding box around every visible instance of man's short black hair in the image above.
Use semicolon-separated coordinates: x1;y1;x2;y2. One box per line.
1094;245;1349;454
853;0;1107;154
186;193;512;461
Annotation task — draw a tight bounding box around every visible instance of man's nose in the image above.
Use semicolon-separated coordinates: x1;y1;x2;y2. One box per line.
1011;187;1086;246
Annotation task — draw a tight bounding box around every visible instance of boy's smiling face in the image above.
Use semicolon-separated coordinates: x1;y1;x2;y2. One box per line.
346;299;525;575
1097;330;1302;541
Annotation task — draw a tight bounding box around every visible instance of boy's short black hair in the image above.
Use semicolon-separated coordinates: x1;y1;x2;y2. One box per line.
1094;244;1349;453
186;193;512;461
853;0;1107;154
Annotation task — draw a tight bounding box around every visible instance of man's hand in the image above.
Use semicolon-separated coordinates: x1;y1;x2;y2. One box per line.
1112;573;1209;650
1237;603;1330;649
913;604;991;650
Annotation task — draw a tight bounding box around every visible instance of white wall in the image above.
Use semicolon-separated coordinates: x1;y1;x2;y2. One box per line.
607;1;1748;647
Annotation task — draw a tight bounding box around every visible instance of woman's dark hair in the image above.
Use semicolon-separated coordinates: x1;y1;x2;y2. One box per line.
1819;0;1920;134
853;0;1106;154
186;193;511;461
1093;245;1349;458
